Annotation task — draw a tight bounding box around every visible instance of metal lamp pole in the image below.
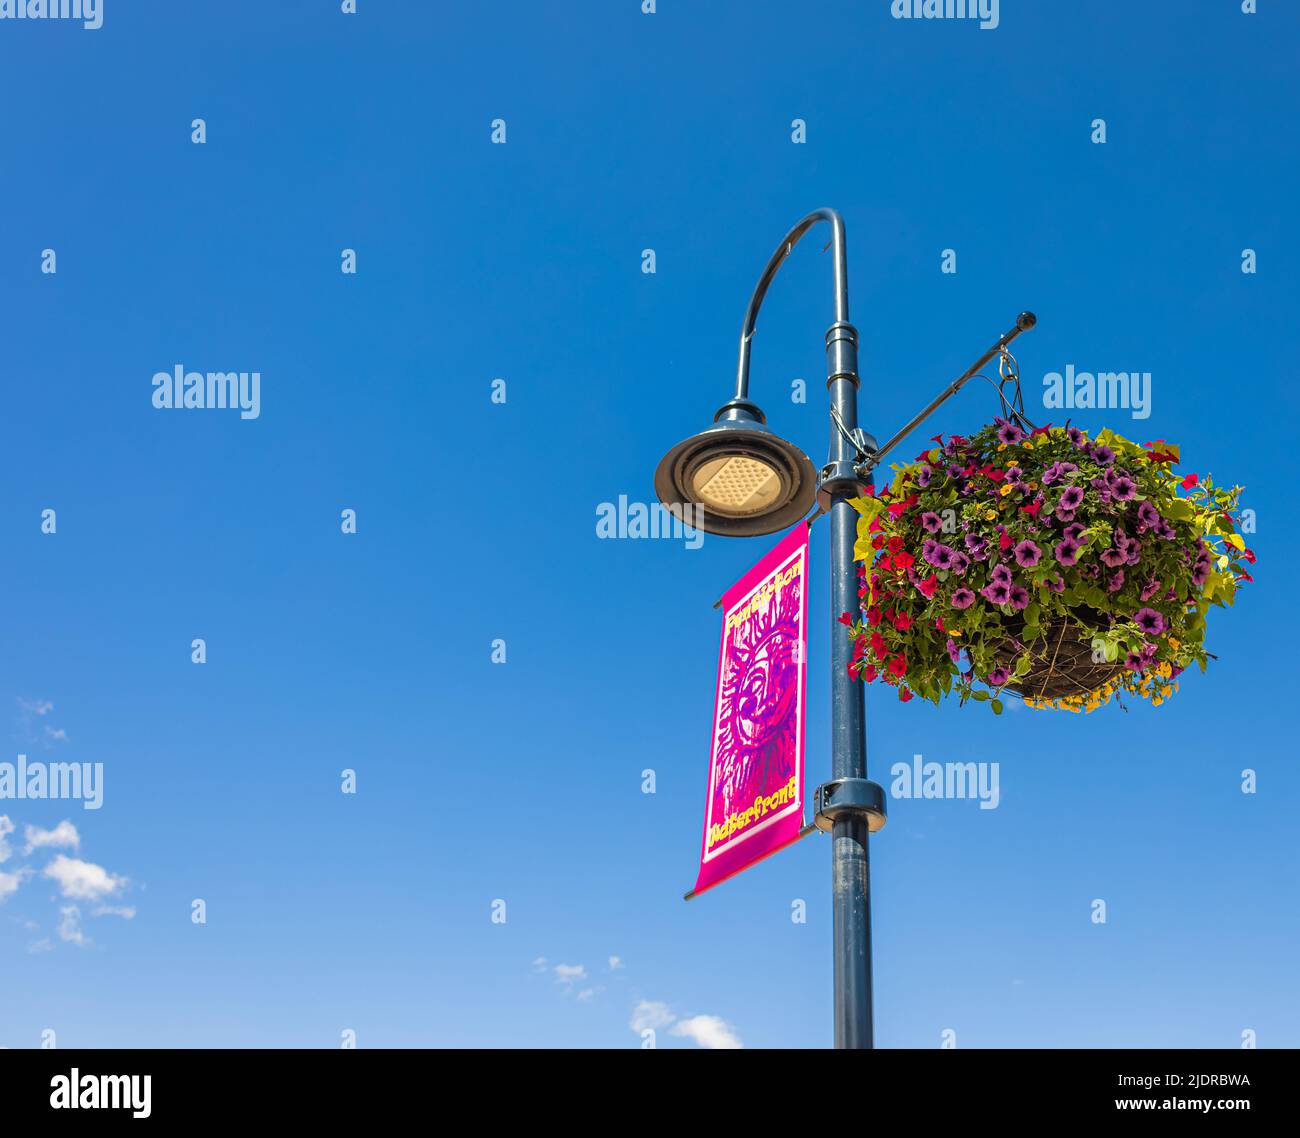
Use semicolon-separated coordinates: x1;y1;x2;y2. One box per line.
668;207;1036;1047
734;209;882;1048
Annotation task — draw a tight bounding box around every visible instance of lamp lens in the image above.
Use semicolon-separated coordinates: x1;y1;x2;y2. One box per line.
691;454;782;516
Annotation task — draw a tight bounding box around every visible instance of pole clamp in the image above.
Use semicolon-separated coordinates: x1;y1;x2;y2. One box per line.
813;778;887;834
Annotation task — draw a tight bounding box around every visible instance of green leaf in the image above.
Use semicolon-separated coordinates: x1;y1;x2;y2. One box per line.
991;699;1004;715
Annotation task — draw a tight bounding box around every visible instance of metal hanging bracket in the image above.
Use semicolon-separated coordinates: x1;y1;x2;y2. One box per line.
813;778;888;834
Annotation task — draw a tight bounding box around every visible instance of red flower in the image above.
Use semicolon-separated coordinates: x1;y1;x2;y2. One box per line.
898;687;913;703
892;551;916;570
870;632;889;660
1020;500;1042;518
1143;440;1178;464
998;530;1013;552
863;665;877;683
888;654;908;677
872;534;885;549
918;574;939;598
888;493;919;519
982;466;1006;482
893;612;914;631
887;535;905;554
1181;473;1199;489
838;612;854;627
1242;549;1256;564
867;607;883;626
935;616;946;632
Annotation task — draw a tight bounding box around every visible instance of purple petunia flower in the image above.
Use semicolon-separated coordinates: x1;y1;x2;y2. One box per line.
995;417;1025;445
1055;538;1082;566
1014;539;1042;568
1092;445;1115;465
1140;577;1162;602
991;562;1013;585
1111;473;1137;501
1068;427;1087;447
950;552;970;576
946;638;962;664
920;511;944;534
985;666;1010;688
1100;545;1127;568
1008;584;1030;610
951;587;976;610
1136;501;1161;532
964;533;988;560
1047;574;1066;593
1041;460;1078;486
1064;522;1085;541
1058;486;1085;511
925;543;956;570
1107;569;1125;593
1134;607;1166;635
981;581;1011;605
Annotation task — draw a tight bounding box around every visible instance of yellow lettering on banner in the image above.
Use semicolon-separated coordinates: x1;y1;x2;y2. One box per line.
706;776;797;849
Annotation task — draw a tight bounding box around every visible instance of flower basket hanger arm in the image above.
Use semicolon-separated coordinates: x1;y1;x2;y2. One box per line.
857;311;1038;479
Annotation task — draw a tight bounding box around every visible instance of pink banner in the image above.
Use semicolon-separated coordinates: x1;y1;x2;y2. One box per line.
692;523;808;897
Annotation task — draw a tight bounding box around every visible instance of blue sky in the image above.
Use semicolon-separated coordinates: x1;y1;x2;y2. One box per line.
0;0;1296;1049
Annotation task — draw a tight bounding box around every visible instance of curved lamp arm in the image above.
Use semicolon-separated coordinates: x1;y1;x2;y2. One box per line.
734;208;850;402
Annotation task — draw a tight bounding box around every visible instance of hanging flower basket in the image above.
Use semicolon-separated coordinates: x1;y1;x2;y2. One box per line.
843;421;1254;713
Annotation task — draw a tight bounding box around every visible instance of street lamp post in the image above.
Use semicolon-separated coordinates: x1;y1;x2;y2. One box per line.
655;207;1035;1049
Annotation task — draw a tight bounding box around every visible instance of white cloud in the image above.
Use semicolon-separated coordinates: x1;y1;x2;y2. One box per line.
0;867;29;903
629;1000;675;1033
28;937;53;954
18;698;53;717
576;988;595;1002
531;956;548;972
608;955;623;971
58;905;88;946
42;855;125;901
93;905;136;920
24;820;80;855
671;1014;743;1050
44;726;69;743
553;963;587;986
0;815;13;863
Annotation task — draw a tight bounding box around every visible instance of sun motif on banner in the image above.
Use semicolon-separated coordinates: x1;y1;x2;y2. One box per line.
713;572;803;824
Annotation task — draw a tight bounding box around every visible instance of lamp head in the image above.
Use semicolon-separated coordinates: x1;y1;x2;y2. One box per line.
654;398;817;537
